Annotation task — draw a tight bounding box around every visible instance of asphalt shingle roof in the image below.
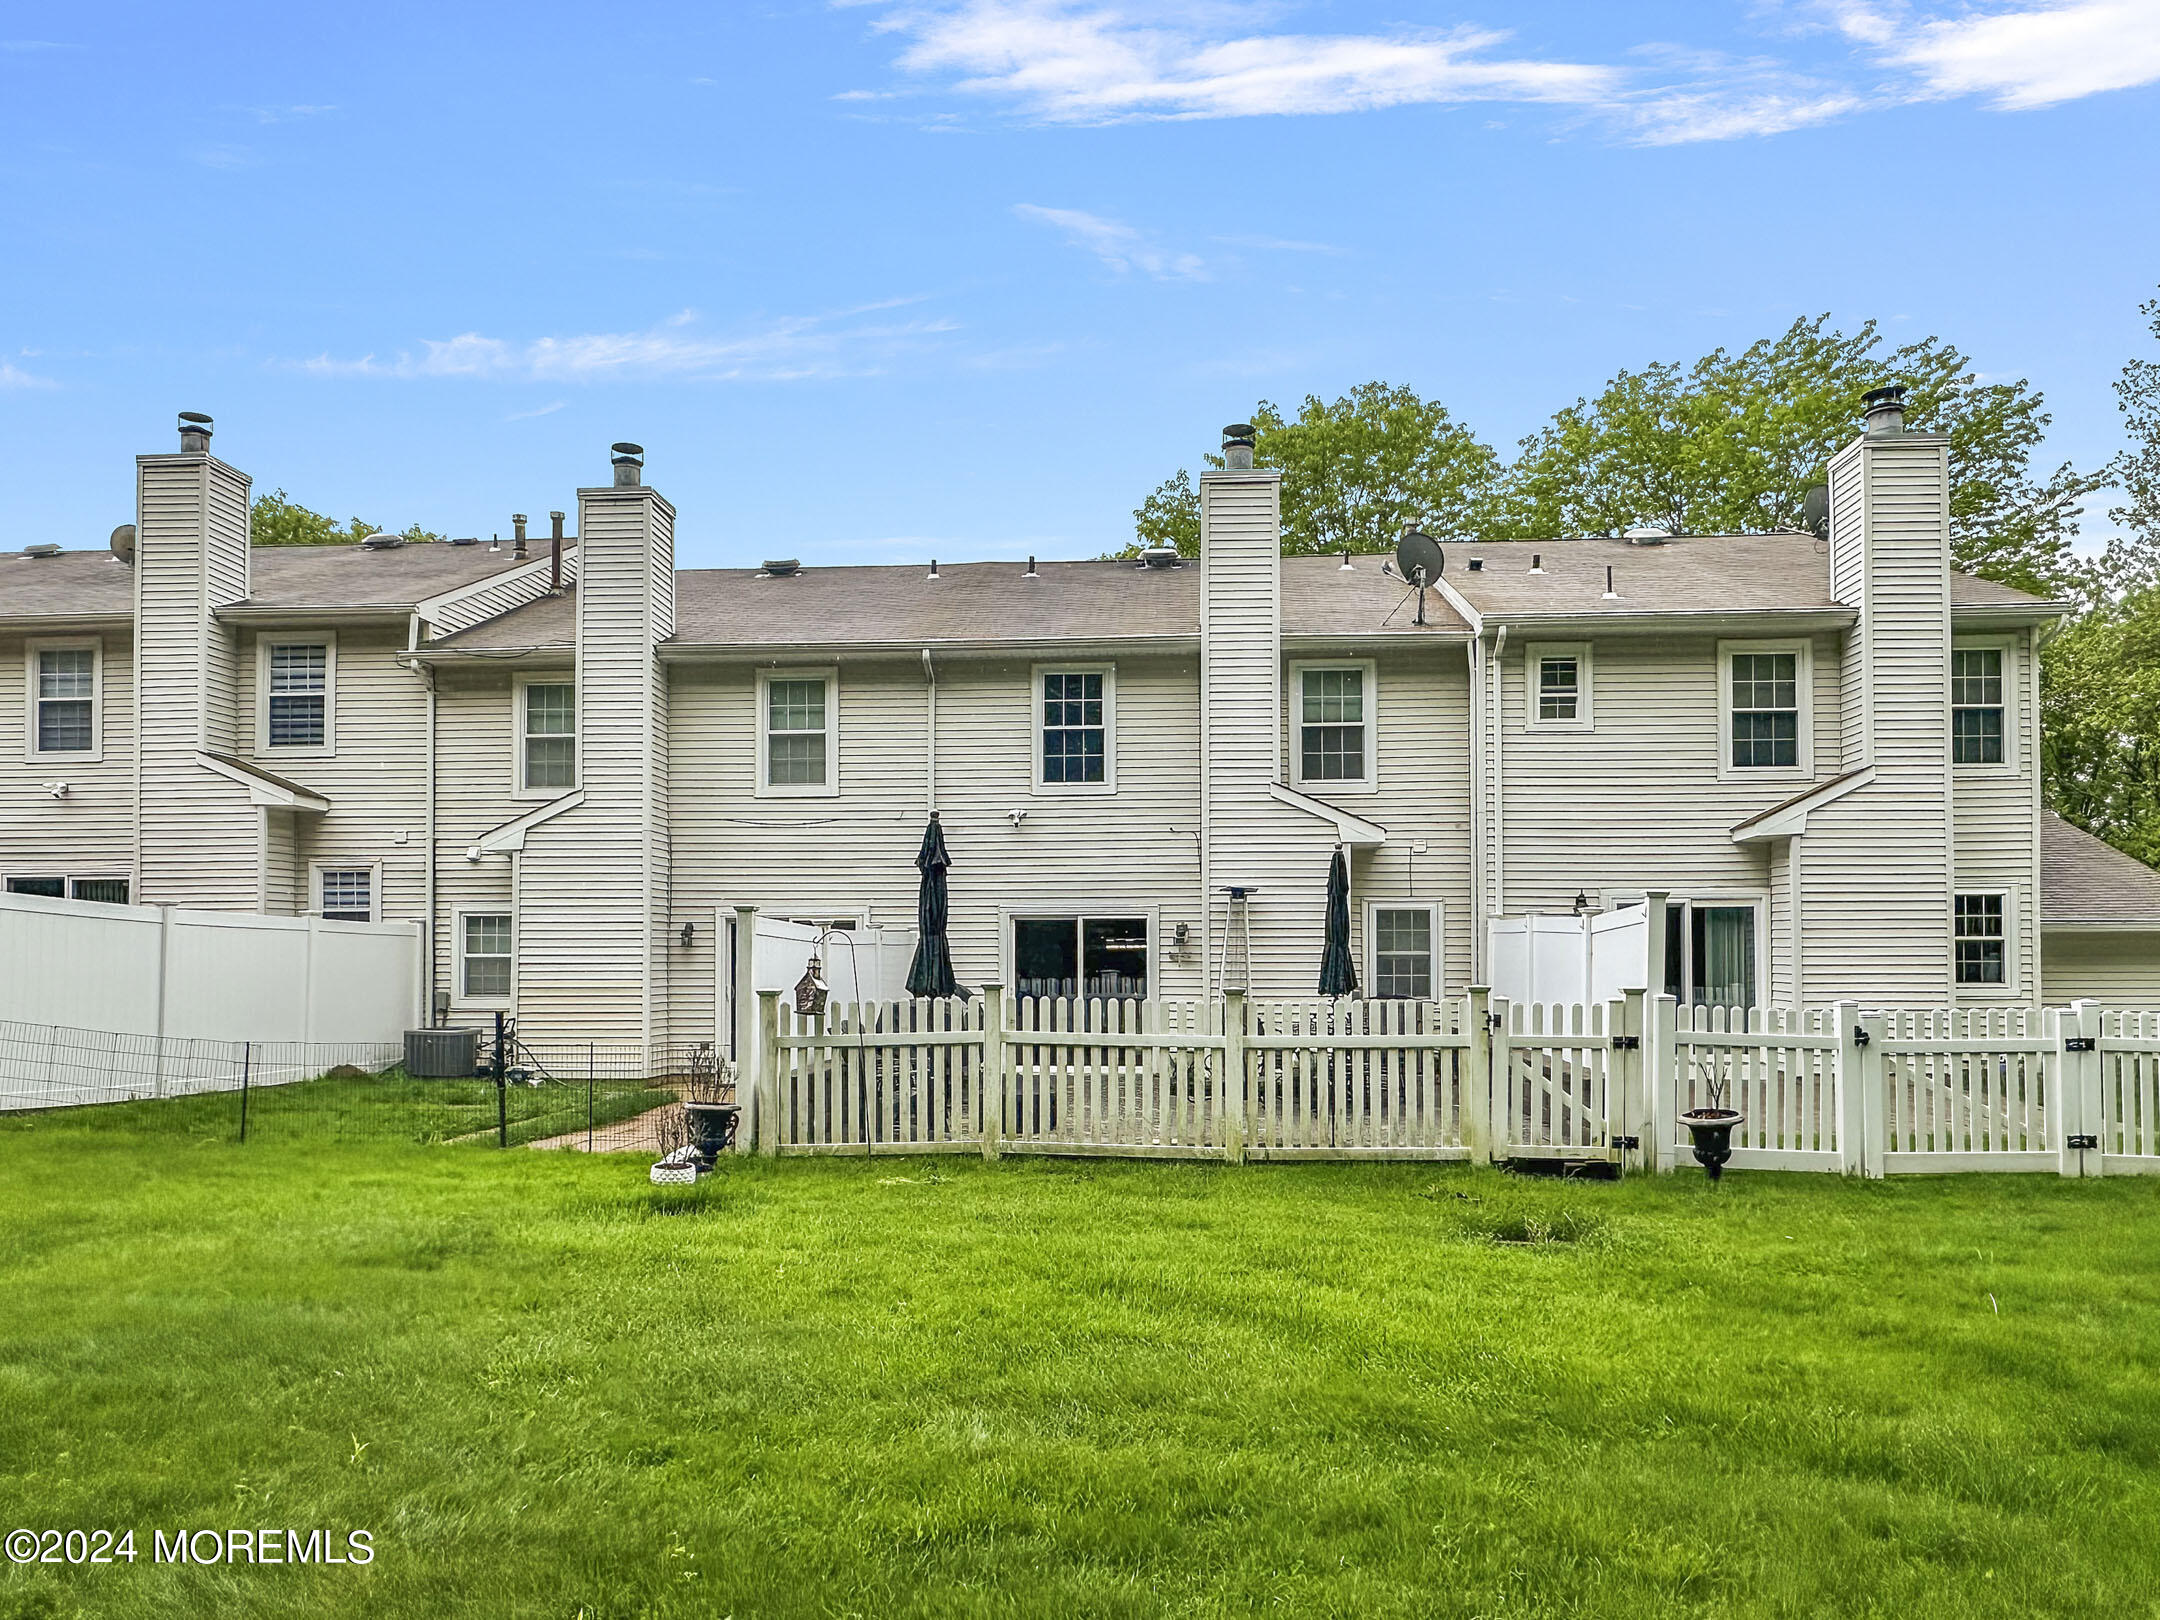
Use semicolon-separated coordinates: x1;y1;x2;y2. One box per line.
2041;812;2160;929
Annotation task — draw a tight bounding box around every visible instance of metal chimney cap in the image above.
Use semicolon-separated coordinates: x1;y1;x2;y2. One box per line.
178;411;214;426
1862;384;1906;408
1222;423;1255;446
610;441;644;459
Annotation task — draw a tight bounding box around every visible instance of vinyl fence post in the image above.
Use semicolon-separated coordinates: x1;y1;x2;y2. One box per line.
2059;1000;2103;1178
493;1011;508;1149
1222;988;1247;1165
1830;1000;1862;1176
1857;1010;1887;1180
1649;993;1679;1173
1464;987;1491;1162
733;905;759;1147
756;990;782;1156
238;1041;252;1145
980;982;1005;1162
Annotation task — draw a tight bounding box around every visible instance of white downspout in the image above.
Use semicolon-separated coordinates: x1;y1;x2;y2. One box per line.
921;648;937;814
1491;624;1509;923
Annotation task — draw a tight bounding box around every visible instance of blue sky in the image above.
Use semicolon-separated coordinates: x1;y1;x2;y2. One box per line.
4;1;2157;565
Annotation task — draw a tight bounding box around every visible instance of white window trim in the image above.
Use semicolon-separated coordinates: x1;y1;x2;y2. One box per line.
511;672;579;800
755;667;841;799
1288;658;1380;795
1951;634;2018;777
997;903;1160;1002
1030;662;1117;796
5;873;133;903
24;636;103;763
1365;899;1444;1001
309;859;384;923
1717;639;1812;783
454;904;515;1010
1952;887;2020;999
255;633;337;759
1524;641;1593;733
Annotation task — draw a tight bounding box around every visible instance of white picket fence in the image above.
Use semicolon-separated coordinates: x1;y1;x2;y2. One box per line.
749;987;2160;1177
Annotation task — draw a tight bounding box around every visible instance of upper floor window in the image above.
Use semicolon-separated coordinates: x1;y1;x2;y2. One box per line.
27;639;98;758
1721;643;1807;773
758;669;838;796
262;638;333;752
1035;666;1114;792
1954;893;2007;986
1526;642;1592;731
518;680;576;793
1293;662;1376;789
1952;646;2006;766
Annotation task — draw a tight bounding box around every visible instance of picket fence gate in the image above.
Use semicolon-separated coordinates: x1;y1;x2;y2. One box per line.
749;987;2160;1177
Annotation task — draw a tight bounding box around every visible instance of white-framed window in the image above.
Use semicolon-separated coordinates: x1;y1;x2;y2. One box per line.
1718;640;1810;778
1954;891;2011;988
1608;890;1766;1011
458;909;514;1004
1032;664;1116;793
756;668;838;797
514;676;577;795
1290;660;1377;791
6;874;130;904
25;637;101;761
312;863;379;923
1525;642;1592;732
1952;638;2012;769
1366;900;1441;1000
1007;911;1153;1002
257;635;336;755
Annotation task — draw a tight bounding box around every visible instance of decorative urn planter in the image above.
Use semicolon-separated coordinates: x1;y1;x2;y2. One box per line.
681;1101;741;1166
1677;1108;1744;1181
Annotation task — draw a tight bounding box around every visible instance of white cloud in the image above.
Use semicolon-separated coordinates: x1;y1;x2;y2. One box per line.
506;400;567;421
1835;1;2160;109
0;361;55;389
291;302;958;383
1013;204;1207;279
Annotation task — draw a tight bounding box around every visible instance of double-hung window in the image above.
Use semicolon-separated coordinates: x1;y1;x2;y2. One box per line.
1952;646;2006;766
1368;903;1440;1000
461;912;513;1001
1035;666;1113;791
28;642;98;757
262;639;332;752
1721;642;1807;774
1293;662;1375;789
317;866;375;923
758;669;837;795
1954;893;2007;986
518;680;576;792
1526;643;1591;731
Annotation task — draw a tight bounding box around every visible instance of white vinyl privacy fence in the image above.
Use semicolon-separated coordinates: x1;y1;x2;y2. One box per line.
750;986;2160;1178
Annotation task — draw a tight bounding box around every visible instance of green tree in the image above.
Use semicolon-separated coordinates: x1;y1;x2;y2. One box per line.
250;488;444;547
1130;382;1499;556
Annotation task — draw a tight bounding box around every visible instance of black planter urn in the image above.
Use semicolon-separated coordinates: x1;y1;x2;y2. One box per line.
1677;1108;1744;1180
682;1101;741;1166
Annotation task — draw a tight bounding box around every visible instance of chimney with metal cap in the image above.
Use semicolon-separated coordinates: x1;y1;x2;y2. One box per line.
512;513;528;559
1863;384;1906;436
178;411;213;453
612;442;644;487
1221;423;1256;471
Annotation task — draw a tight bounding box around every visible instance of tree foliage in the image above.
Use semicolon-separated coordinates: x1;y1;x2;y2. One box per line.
250;488;443;547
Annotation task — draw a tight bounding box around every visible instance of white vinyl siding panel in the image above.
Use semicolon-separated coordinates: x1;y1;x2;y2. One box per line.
0;631;137;892
421;549;579;642
2041;931;2160;1005
1952;627;2040;1001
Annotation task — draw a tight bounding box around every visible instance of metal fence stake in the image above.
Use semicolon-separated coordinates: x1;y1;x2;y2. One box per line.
587;1041;596;1153
494;1011;508;1149
238;1041;251;1144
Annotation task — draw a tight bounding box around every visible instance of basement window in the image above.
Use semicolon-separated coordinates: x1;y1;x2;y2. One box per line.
5;875;129;904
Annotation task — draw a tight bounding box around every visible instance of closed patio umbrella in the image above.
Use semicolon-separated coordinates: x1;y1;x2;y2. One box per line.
1318;845;1358;998
905;812;966;999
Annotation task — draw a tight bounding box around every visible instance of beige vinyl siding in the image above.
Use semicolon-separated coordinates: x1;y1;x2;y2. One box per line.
133;452;261;908
2041;931;2160;1005
262;808;299;914
0;631;136;887
664;650;1208;1045
516;485;674;1044
428;666;525;1013
1769;838;1797;1004
1950;626;2040;1000
1801;435;1956;1003
236;625;432;926
421;551;579;642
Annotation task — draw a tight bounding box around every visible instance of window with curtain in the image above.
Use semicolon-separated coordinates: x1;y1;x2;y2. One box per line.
1729;652;1799;769
266;642;328;748
1659;899;1759;1010
34;647;94;753
521;682;576;790
1299;667;1367;782
1952;648;2005;765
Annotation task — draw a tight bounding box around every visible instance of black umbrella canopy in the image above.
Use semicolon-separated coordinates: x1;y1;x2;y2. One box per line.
906;813;966;999
1318;845;1359;998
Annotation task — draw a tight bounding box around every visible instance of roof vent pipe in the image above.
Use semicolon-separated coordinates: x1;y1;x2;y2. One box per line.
927;558;940;581
549;511;565;593
611;441;644;487
1024;555;1038;578
178;411;213;453
1221;423;1255;471
1529;552;1544;573
1863;384;1906;436
1603;565;1618;600
512;514;528;560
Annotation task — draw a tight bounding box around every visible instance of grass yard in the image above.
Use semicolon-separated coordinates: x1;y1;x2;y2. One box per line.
2;1118;2158;1618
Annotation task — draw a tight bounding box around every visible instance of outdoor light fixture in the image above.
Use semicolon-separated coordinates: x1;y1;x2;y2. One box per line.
794;955;830;1018
1572;890;1592;915
679;921;695;949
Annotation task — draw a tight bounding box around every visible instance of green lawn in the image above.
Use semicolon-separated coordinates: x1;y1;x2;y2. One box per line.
2;1116;2157;1618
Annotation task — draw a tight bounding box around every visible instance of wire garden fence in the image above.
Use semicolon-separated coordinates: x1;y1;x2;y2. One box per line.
0;1017;732;1150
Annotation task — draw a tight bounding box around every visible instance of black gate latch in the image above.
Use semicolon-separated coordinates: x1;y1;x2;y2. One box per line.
2067;1134;2100;1151
1611;1035;1642;1051
2064;1037;2097;1053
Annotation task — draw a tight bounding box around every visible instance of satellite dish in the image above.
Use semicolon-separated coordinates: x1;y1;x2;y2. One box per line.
1802;484;1830;538
1395;525;1445;589
109;524;136;564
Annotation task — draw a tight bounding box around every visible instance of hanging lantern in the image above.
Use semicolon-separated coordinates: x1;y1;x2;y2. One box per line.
793;954;830;1018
